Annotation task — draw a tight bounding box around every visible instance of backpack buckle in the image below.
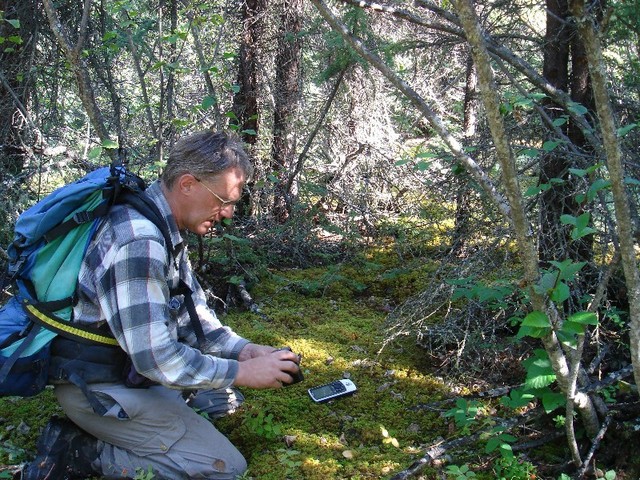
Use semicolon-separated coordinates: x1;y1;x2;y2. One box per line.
73;211;93;224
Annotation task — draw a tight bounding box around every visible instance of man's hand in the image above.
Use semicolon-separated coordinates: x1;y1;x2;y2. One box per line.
237;343;277;361
234;346;301;389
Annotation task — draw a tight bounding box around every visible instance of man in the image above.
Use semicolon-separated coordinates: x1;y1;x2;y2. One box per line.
22;131;302;479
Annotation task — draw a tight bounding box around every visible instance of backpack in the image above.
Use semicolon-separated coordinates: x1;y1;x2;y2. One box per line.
0;163;172;399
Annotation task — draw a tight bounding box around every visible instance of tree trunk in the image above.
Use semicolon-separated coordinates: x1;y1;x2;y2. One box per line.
0;0;40;176
451;0;601;438
271;0;303;221
233;0;267;145
451;55;478;255
569;0;640;402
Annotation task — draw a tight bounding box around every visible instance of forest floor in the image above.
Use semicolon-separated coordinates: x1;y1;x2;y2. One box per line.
1;244;640;479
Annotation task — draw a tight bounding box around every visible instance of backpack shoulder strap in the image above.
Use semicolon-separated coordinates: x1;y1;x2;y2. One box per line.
116;190;207;348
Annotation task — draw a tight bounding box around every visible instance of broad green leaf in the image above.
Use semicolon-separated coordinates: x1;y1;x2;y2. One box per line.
521;311;550;328
415;161;431;171
524;354;556;389
550;259;586;281
6;19;20;29
517;325;550;339
102;139;118;149
587;178;611;202
625;177;640;186
575;212;591;230
560;320;586;336
550;281;570;303
88;146;102;160
541;391;565;413
571;226;597;240
567;311;597;325
568;102;589;115
560;214;576;226
569;168;588;178
552;117;568;127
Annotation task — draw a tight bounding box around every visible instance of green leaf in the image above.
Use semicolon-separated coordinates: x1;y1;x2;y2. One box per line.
569;168;588;178
568;102;589;115
567;311;597;325
542;140;561;152
6;19;20;29
587;178;611;202
521;311;550;328
517;325;550;339
575;212;591;230
201;95;216;109
560;320;586;336
560;214;576;226
617;123;637;137
625;176;640;186
414;161;431;171
102;139;119;149
550;281;570;303
571;226;597;240
524;354;556;389
88;146;102;160
518;148;539;158
541;391;565;413
500;389;535;409
552;117;568;127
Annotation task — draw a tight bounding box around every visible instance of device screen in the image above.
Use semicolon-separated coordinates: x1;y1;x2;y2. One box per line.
312;384;338;398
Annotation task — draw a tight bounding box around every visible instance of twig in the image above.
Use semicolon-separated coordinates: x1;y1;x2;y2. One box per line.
575;415;612;479
390;411;539;479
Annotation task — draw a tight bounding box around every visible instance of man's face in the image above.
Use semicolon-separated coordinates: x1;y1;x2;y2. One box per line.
182;167;245;235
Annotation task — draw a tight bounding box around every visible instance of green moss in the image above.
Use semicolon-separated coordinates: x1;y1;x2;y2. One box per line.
0;250;512;479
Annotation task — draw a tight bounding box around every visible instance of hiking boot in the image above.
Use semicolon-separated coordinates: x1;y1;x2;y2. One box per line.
21;416;101;480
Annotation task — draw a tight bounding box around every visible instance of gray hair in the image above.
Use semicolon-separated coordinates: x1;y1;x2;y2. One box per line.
161;131;253;188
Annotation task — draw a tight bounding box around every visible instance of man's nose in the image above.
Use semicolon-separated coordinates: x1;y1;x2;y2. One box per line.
220;204;236;218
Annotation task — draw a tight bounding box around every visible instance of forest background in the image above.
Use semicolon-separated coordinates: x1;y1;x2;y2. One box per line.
1;0;640;478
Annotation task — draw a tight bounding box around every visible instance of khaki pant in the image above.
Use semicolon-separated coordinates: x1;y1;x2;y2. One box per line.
55;383;247;479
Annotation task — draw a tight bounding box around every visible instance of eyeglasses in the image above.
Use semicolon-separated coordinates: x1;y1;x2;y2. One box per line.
194;176;238;207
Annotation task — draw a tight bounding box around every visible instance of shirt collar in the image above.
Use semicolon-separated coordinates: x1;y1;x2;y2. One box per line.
145;180;184;254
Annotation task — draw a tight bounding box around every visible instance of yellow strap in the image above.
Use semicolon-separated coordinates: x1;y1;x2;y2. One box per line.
24;303;119;346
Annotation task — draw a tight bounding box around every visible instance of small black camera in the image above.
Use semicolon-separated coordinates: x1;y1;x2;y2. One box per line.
277;347;304;386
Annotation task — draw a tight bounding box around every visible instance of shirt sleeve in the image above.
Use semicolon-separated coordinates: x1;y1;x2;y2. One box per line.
98;237;246;390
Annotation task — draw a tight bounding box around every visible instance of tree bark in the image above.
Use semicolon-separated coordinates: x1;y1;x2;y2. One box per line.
569;0;640;399
233;0;267;145
0;0;41;176
271;0;303;221
451;0;601;437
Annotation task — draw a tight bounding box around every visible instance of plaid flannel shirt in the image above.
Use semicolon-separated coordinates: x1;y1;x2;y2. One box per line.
73;180;249;390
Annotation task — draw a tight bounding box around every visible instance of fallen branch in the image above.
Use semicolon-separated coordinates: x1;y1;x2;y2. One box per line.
390;411;539;479
234;281;271;322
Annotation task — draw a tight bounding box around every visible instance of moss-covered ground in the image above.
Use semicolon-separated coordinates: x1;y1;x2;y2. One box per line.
0;247;464;479
217;257;450;479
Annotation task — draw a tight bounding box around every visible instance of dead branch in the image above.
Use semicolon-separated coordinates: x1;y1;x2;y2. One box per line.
390;411;539;479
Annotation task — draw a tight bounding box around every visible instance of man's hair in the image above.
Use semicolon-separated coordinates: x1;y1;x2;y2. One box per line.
161;131;253;188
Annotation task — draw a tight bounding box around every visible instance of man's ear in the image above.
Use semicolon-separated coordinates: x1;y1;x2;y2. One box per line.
176;173;198;196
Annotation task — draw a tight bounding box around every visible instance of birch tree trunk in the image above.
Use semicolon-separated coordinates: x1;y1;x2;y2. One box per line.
569;0;640;395
451;0;600;439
